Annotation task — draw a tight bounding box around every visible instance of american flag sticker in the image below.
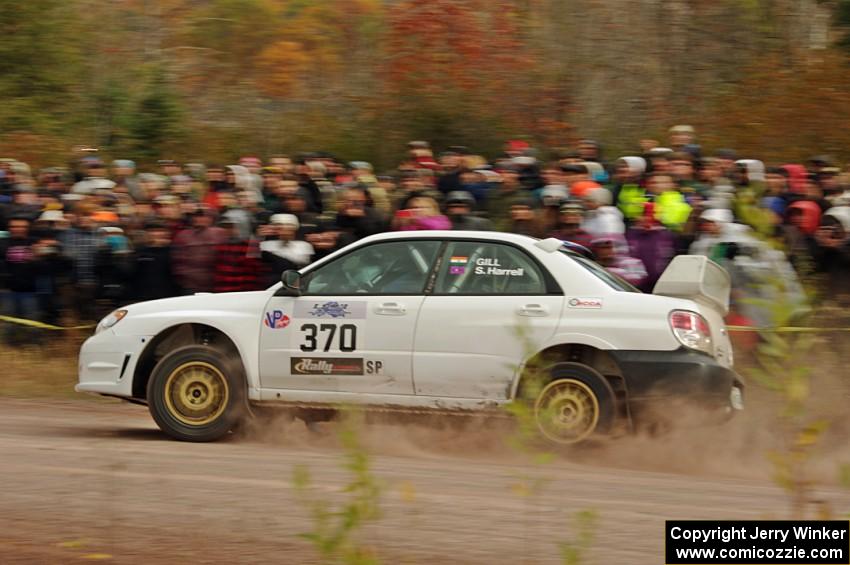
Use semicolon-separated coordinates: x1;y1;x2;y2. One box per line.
449;256;468;265
449;266;466;275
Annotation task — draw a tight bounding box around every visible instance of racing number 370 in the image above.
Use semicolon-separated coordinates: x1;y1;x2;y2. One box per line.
300;324;357;352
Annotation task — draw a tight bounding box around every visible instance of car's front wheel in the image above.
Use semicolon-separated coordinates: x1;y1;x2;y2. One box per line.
533;362;616;445
147;345;246;442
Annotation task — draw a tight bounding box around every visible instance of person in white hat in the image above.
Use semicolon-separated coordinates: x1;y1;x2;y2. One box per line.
37;210;67;224
259;214;314;280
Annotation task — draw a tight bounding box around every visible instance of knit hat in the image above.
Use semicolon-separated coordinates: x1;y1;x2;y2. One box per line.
584;187;613;206
540;185;568;207
270;213;300;229
700;208;733;224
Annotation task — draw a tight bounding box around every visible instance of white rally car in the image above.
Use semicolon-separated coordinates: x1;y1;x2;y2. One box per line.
77;231;743;444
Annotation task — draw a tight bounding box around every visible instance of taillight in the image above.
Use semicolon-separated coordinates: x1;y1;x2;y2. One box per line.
669;310;713;355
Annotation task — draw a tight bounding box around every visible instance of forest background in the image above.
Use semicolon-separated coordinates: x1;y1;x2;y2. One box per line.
3;0;850;169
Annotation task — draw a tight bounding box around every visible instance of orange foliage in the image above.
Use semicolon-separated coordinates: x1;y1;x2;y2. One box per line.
255;40;311;99
700;52;850;163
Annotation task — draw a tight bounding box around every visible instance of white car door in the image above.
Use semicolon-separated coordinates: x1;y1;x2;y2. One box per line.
259;239;442;394
413;240;564;399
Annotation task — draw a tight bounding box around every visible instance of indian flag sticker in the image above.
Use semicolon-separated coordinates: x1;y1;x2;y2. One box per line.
449;256;468;265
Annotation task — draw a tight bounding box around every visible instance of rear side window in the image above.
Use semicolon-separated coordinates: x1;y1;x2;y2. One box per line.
434;241;547;295
562;251;640;293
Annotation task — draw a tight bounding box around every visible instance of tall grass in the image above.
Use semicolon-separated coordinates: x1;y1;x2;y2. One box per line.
0;336;86;397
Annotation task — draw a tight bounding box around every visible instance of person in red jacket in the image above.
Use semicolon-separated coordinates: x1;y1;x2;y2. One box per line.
171;207;226;294
212;218;266;293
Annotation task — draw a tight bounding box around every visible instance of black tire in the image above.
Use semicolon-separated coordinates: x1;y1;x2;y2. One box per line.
532;362;616;445
147;345;247;442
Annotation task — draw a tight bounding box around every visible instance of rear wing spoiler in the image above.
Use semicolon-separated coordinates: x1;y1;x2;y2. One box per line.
653;255;730;315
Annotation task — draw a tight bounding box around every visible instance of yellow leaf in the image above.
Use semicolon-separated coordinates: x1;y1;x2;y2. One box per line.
57;540;87;549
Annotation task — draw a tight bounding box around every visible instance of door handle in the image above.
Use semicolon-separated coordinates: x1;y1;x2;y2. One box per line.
375;302;406;316
518;303;548;317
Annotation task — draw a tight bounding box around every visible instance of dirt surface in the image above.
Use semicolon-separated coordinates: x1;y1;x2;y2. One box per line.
1;398;849;564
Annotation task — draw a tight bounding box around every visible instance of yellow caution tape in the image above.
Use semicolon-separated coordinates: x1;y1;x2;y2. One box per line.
0;315;95;331
727;325;850;333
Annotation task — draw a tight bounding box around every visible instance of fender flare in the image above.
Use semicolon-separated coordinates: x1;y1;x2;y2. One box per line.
132;319;260;397
510;333;617;399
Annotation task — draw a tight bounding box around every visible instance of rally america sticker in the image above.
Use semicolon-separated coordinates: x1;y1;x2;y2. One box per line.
291;357;364;375
294;301;367;319
568;297;603;309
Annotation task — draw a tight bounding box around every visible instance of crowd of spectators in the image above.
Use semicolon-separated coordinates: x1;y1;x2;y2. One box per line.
1;126;849;343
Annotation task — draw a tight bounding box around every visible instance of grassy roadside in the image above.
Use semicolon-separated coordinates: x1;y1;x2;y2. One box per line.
0;338;89;398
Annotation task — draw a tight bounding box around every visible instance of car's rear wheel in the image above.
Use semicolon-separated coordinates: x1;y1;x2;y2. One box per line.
533;362;616;445
147;345;245;442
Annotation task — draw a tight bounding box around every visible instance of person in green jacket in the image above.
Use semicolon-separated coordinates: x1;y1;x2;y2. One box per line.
612;156;647;222
646;173;692;231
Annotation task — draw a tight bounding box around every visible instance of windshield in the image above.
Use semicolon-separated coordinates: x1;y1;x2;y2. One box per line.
559;250;641;293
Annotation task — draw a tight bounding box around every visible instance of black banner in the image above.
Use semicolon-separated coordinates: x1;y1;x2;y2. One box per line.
666;520;849;564
290;357;364;376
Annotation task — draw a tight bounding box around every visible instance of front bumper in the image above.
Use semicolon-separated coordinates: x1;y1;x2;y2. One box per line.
609;347;744;420
76;331;153;398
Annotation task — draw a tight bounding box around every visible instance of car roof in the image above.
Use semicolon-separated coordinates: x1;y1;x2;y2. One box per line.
356;230;540;246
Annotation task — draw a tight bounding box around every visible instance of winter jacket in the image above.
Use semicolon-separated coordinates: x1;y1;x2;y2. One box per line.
583;206;625;236
0;236;40;292
335;208;386;240
549;227;593;250
171;226;227;293
653;190;692;230
450;215;493;231
134;246;178;301
398;215;452;231
604;255;648;287
617;184;648;221
260;239;314;269
625;226;676;291
213;238;265;293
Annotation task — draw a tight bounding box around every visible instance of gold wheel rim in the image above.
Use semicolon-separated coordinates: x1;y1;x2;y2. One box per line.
534;378;599;444
163;361;229;426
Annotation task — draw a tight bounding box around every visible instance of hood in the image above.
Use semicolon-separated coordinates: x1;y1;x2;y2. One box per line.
735;159;765;183
226;165;253;191
787;200;821;234
781;164;808;194
618;156;646;175
825;206;850;232
123;290;270;317
582;161;608;183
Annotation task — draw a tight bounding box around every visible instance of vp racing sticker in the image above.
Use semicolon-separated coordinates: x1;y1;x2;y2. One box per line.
263;310;291;328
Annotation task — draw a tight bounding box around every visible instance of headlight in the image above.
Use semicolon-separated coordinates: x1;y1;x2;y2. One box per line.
96;309;128;334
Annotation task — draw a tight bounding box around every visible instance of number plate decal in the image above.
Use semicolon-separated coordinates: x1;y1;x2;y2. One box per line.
299;323;358;352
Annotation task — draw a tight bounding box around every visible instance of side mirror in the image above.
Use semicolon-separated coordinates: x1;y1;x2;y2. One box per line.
277;269;302;297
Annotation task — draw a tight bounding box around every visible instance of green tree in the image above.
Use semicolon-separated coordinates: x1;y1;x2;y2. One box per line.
0;0;82;133
836;0;850;53
128;67;184;162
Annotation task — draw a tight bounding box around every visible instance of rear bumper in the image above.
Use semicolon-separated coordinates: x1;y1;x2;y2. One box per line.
609;347;744;419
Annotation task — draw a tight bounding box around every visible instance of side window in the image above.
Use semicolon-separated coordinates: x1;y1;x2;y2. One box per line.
434;242;547;295
302;240;441;295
